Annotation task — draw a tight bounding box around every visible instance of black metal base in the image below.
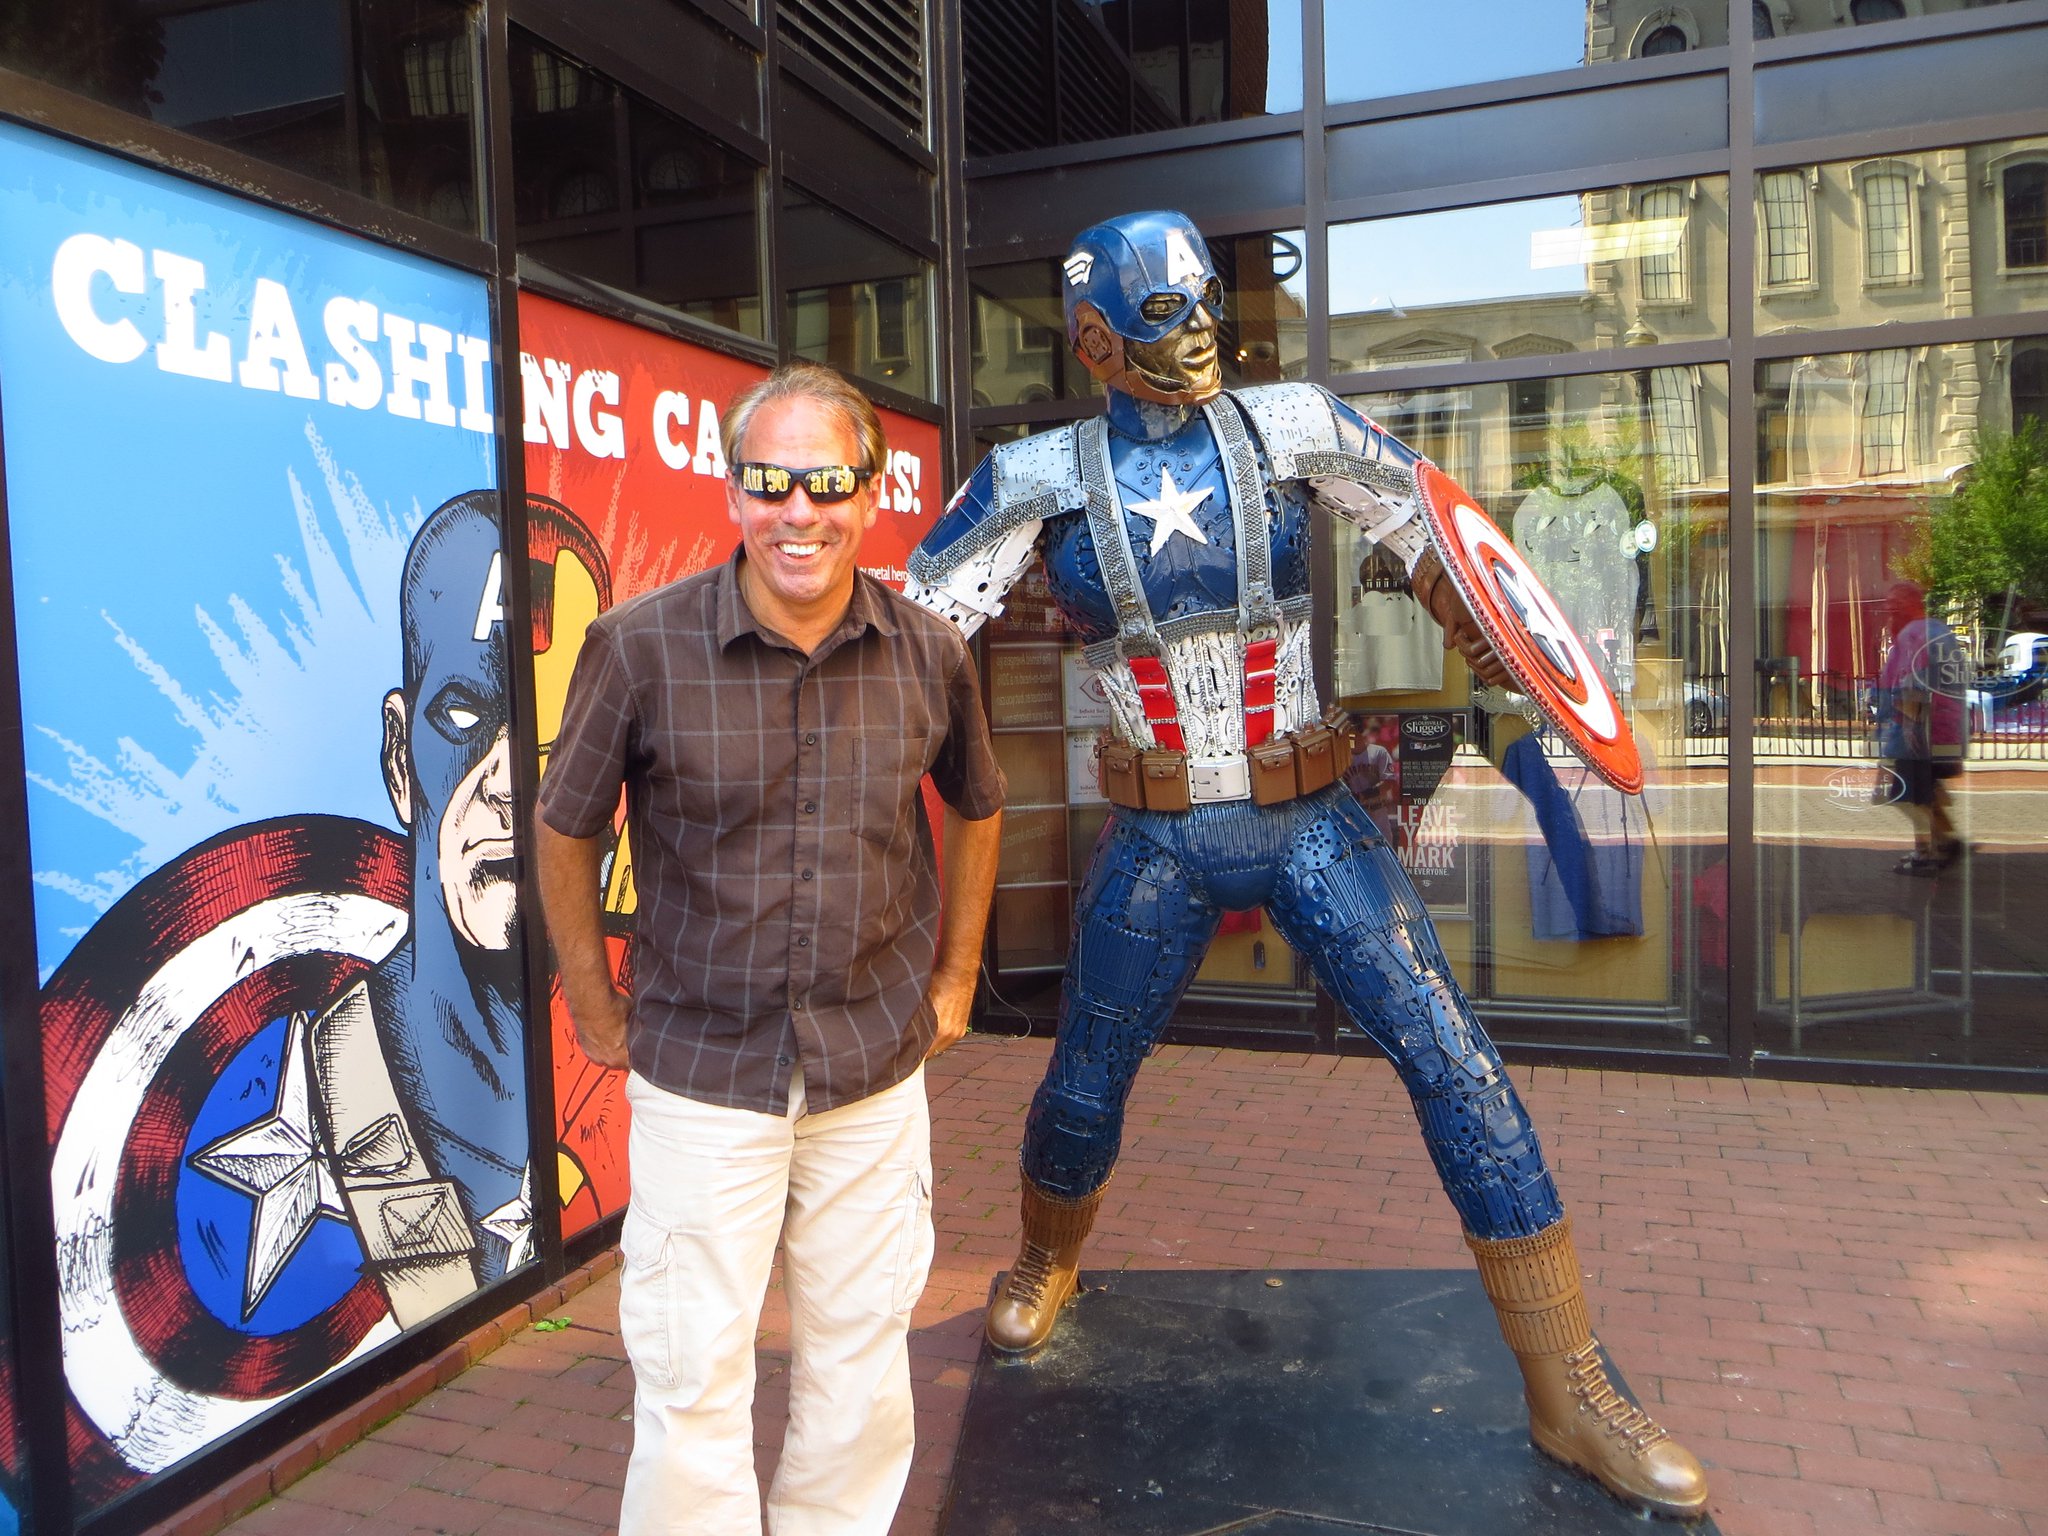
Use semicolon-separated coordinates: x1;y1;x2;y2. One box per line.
940;1268;1719;1536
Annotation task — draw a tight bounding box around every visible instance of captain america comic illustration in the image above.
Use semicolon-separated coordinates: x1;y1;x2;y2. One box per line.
900;209;1708;1518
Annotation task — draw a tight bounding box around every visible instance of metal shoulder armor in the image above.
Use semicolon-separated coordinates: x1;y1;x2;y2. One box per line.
1231;383;1433;573
902;424;1081;638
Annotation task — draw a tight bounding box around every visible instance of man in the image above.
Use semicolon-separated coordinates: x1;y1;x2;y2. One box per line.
535;361;1006;1536
1878;578;1969;873
901;211;1708;1518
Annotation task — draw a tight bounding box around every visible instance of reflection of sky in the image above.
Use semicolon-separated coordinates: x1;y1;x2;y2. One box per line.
1324;1;1587;101
1266;0;1305;112
1329;198;1585;314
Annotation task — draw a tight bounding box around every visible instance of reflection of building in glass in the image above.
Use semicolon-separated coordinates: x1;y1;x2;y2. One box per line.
963;0;1280;156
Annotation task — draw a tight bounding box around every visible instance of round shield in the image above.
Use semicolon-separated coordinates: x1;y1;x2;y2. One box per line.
1413;462;1644;794
40;816;409;1491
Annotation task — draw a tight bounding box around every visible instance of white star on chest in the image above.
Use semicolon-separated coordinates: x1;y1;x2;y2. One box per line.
1125;467;1213;556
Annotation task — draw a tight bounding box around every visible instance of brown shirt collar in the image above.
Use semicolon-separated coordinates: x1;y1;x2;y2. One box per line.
714;545;900;654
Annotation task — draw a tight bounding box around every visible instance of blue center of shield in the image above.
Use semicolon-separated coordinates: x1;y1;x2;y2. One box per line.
180;1016;368;1335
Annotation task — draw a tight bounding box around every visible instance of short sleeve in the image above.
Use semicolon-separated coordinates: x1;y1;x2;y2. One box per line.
537;619;637;838
927;634;1006;821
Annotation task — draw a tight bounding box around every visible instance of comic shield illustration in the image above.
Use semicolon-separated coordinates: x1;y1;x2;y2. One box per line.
1413;461;1644;794
40;817;410;1496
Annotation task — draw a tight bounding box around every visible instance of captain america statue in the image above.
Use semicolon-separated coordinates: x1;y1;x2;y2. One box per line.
902;211;1708;1518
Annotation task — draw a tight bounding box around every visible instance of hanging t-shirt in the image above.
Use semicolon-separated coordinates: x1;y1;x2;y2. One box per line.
1514;481;1637;696
1341;539;1443;694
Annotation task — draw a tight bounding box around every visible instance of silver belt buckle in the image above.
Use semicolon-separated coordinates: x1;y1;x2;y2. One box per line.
1187;755;1250;803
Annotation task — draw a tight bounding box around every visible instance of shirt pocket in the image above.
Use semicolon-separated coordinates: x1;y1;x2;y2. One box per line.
855;730;931;848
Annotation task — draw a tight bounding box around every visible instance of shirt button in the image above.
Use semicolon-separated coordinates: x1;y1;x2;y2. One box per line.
777;1054;792;1066
801;868;815;881
804;732;818;746
803;800;816;814
796;934;810;947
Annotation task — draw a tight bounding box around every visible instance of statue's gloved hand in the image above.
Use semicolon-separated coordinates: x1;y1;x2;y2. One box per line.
1413;549;1513;690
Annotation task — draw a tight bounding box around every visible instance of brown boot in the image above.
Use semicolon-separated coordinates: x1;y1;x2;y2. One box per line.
985;1176;1106;1355
1467;1216;1709;1519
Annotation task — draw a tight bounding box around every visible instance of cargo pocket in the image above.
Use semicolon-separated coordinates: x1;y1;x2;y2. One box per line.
618;1213;680;1390
890;1166;934;1315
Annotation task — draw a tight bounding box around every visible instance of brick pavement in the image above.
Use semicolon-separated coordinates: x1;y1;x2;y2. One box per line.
200;1035;2048;1536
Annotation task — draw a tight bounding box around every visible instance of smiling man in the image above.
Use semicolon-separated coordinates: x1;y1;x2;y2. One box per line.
534;361;1005;1536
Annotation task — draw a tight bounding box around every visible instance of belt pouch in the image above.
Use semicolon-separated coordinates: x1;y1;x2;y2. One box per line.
1098;740;1142;809
1249;739;1298;806
1139;748;1192;813
1322;706;1362;759
1294;724;1338;794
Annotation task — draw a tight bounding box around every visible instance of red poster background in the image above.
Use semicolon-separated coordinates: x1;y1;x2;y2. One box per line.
520;292;943;1235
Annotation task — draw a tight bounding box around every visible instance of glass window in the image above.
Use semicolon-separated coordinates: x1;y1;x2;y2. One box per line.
1756;138;2048;331
962;0;1302;156
1637;184;1689;304
0;0;483;233
1326;2;1728;106
1760;169;1815;290
510;30;764;338
1754;342;2048;1069
1859;166;1917;284
1334;368;1732;1052
783;194;934;400
969;228;1308;407
1328;181;1729;376
2005;162;2048;270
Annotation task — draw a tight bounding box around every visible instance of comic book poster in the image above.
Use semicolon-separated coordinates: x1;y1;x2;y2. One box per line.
518;292;943;1237
1347;711;1471;916
0;122;516;1511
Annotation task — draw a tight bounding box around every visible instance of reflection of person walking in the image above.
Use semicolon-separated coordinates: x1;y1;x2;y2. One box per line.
1877;580;1968;874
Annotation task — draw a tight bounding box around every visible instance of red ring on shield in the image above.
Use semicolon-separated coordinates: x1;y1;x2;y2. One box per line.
1412;462;1644;795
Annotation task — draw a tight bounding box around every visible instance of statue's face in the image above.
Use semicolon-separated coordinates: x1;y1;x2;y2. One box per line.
1119;279;1223;403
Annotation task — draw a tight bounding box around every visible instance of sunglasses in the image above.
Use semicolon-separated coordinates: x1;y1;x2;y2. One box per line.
737;462;874;503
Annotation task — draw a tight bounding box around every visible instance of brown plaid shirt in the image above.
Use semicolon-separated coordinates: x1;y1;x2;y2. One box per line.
538;550;1005;1114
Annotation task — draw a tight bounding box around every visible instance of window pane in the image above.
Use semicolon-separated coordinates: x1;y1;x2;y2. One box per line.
1755;342;2048;1069
1329;181;1729;376
1334;368;1732;1053
1757;137;2048;329
1326;1;1728;105
783;195;934;399
510;29;764;338
962;0;1302;156
0;0;486;234
969;229;1307;407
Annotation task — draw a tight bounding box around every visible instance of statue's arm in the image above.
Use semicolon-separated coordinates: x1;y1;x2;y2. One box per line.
901;452;1046;642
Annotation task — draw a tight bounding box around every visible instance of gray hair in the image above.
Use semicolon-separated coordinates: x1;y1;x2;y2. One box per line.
721;360;887;477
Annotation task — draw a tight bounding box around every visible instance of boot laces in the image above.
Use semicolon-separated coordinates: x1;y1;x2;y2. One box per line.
1006;1241;1059;1308
1563;1342;1670;1455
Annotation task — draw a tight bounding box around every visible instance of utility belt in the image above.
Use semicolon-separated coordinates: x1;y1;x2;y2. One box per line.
1098;709;1360;812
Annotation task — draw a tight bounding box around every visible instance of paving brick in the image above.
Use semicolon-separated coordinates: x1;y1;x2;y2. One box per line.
204;1042;2048;1536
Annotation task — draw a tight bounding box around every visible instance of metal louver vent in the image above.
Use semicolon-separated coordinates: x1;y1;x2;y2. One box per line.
778;0;926;140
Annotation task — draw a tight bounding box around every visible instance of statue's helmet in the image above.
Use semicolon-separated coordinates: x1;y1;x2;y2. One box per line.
1061;210;1223;407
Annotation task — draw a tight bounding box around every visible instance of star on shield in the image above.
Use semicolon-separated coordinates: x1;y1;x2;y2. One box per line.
480;1163;536;1270
1126;467;1213;555
190;1010;349;1319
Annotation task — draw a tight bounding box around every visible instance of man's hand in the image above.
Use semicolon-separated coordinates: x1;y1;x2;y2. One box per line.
924;968;976;1059
925;805;1004;1060
534;813;633;1074
1413;549;1513;689
572;984;632;1071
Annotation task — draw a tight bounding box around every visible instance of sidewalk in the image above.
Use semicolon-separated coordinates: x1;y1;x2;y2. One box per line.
207;1036;2048;1536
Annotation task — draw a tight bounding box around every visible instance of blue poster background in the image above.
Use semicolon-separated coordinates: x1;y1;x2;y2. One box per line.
0;122;523;1508
0;119;497;974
